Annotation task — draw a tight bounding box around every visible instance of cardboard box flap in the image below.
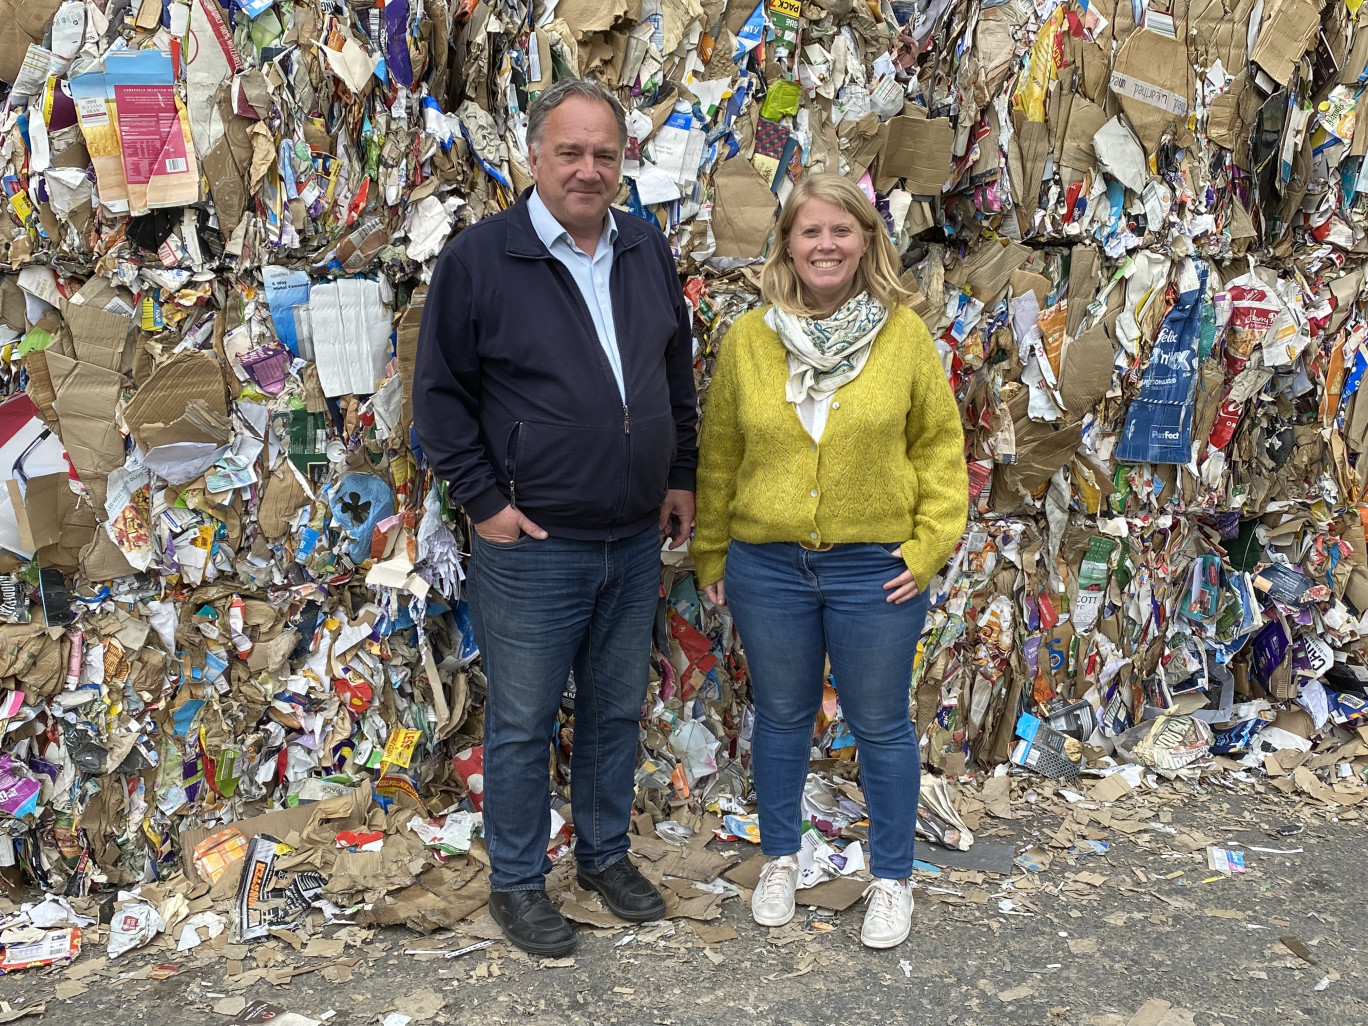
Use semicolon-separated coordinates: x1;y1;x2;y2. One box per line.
710;156;777;259
123;351;230;453
1109;29;1193;155
180;805;319;885
947;238;1032;303
59;300;133;373
1249;0;1321;87
0;0;62;84
1059;324;1118;418
43;350;125;511
6;473;66;552
878;115;954;196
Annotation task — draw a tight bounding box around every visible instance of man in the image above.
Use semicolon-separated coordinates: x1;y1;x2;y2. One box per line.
413;79;698;956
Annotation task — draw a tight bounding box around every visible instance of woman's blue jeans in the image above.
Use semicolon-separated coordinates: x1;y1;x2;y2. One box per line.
724;540;929;879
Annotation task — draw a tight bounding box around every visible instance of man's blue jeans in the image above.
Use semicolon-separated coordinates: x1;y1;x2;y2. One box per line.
466;525;660;892
724;540;929;880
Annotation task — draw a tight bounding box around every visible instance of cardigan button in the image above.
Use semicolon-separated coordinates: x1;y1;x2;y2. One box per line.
810;443;817;451
810;489;818;498
831;401;840;409
809;532;818;540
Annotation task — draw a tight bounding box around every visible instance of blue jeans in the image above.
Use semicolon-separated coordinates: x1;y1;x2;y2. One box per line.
466;525;660;892
724;541;929;879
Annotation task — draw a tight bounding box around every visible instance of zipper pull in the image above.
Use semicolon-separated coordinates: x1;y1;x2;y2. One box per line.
624;404;631;434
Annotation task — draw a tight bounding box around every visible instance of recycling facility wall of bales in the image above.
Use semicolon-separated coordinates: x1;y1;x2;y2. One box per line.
0;0;1366;919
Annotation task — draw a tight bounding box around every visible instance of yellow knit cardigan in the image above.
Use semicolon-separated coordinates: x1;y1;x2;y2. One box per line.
693;304;969;591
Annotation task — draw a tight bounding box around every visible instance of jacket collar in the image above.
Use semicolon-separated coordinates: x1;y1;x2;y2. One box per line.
505;186;649;259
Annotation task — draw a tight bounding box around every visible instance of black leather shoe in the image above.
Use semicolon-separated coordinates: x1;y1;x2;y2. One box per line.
487;890;577;956
577;857;667;923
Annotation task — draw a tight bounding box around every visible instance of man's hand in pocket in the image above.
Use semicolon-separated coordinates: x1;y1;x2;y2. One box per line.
474;506;547;544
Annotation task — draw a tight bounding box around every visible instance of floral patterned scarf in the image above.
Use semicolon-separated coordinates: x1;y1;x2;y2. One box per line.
766;291;889;406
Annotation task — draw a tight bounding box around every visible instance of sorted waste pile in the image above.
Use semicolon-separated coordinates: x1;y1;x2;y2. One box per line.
1;0;1368;975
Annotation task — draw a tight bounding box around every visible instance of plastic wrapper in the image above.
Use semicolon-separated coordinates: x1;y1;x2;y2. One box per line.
1115;715;1215;775
407;811;479;856
107;901;165;960
1211;719;1267;755
232;834;323;943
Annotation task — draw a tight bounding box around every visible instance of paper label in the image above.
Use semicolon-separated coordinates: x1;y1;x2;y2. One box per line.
76;94;108;125
1109;71;1189;117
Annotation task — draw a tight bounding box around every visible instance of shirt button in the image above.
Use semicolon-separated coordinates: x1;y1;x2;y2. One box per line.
809;532;818;540
810;489;818;498
832;401;840;409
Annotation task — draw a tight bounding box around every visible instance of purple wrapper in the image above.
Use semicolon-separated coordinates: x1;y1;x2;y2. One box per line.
386;0;414;89
0;753;41;817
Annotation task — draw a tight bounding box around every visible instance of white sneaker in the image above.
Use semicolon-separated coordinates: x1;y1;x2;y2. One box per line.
860;877;913;949
751;855;799;927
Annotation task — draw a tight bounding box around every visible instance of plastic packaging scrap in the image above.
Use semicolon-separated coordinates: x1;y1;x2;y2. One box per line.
0;0;1364;942
107;897;166;959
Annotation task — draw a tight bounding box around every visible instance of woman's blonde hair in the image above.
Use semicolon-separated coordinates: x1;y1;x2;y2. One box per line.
760;173;914;317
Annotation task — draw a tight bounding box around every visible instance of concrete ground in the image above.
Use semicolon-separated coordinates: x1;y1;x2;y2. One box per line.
3;783;1364;1026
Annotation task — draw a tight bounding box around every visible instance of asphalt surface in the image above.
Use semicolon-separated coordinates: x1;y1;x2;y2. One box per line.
4;784;1365;1026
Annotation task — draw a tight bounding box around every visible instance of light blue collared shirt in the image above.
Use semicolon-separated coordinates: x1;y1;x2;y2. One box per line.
527;188;624;401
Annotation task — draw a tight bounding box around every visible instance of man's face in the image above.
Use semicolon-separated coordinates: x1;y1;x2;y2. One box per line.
528;96;622;238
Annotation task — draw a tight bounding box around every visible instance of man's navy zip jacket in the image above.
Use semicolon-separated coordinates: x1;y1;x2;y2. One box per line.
413;190;699;541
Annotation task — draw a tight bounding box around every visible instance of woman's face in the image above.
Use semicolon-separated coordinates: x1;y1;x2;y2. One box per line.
787;197;870;314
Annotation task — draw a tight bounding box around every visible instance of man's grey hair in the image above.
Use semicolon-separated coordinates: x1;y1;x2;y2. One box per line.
527;78;629;155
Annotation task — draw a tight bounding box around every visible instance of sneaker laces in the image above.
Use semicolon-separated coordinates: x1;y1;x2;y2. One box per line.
758;856;797;902
862;877;906;929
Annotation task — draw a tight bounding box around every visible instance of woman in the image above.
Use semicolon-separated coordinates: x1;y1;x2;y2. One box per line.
694;174;968;949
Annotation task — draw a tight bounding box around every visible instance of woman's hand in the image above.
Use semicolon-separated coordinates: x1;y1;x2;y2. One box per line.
883;546;920;604
703;581;727;609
